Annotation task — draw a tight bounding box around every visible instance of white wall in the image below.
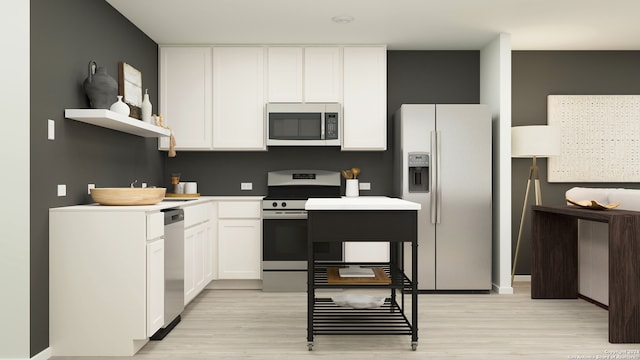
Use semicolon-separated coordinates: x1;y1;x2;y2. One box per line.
480;33;513;294
0;0;31;358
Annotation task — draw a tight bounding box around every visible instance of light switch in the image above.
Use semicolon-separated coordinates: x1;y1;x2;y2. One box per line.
87;183;95;194
241;182;253;191
57;184;66;197
48;119;55;140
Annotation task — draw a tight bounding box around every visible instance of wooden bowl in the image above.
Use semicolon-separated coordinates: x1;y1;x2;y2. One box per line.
90;188;166;206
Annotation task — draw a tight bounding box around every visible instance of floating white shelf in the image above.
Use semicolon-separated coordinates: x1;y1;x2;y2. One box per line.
65;109;171;138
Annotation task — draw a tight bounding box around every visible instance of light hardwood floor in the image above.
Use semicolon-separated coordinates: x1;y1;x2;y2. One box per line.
53;282;640;360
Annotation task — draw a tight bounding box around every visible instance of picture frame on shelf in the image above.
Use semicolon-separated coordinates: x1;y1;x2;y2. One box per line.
118;61;143;119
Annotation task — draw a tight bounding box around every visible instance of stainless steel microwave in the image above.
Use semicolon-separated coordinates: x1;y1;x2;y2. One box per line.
266;103;341;146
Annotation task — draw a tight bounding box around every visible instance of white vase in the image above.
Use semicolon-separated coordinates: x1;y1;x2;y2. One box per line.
141;89;152;123
110;95;130;116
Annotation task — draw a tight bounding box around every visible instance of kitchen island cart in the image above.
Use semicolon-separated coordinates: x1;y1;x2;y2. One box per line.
305;197;421;351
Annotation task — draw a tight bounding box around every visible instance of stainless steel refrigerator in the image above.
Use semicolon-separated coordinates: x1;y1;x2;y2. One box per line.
393;104;492;291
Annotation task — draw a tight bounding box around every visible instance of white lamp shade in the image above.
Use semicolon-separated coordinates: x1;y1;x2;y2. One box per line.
511;125;561;158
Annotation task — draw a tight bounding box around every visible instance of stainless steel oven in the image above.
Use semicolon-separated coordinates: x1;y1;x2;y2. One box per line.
262;170;342;292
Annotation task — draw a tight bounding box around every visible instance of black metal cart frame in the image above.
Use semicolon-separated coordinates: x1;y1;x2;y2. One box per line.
306;210;419;351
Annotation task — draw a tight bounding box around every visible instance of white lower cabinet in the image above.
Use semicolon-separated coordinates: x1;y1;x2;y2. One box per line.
49;209;164;356
205;203;218;281
182;202;215;305
146;238;165;336
184;227;202;305
217;200;262;280
218;219;262;279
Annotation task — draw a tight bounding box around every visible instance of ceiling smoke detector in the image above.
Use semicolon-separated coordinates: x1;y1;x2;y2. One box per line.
331;16;354;24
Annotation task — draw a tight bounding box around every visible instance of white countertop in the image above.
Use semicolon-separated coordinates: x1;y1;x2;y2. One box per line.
49;196;264;212
305;196;421;211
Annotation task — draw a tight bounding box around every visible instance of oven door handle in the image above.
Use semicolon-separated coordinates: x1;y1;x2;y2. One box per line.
263;211;308;220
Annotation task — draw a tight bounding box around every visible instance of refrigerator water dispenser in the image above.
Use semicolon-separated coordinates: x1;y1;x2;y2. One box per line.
408;152;429;192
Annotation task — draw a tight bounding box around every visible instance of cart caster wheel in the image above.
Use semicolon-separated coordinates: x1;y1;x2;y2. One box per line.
307;342;314;351
411;342;418;351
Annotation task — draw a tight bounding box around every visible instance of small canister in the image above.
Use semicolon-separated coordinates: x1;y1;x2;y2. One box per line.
184;182;198;194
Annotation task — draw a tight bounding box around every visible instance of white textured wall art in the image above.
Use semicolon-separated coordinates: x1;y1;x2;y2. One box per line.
547;95;640;182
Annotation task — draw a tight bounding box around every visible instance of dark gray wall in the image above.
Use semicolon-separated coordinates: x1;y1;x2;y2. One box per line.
30;0;161;355
164;51;480;196
512;51;640;275
29;4;480;351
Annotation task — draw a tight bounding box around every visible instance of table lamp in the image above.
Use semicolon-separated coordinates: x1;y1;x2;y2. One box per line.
511;125;561;285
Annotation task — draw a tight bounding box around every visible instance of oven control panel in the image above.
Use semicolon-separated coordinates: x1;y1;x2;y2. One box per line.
263;199;307;210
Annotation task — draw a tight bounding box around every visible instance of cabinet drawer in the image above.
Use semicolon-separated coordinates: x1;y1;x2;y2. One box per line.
218;201;261;219
183;202;211;228
146;212;164;240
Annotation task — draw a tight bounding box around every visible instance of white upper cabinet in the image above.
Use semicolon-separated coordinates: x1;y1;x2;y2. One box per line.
267;47;303;103
159;47;213;150
212;47;266;150
342;46;388;151
304;47;342;103
268;46;341;103
158;45;387;151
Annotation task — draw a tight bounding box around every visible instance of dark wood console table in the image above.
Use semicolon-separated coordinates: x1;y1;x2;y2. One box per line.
531;205;640;343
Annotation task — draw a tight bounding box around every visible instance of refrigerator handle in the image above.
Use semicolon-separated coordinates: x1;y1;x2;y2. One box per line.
436;130;442;224
430;130;437;224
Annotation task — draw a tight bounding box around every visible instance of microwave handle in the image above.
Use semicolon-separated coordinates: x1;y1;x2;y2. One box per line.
320;113;326;140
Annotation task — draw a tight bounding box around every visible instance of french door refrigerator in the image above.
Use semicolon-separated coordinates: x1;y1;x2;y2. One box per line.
393;104;492;291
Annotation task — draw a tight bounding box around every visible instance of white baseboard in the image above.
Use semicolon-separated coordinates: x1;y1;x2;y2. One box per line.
514;275;531;282
492;283;514;294
33;347;51;360
206;279;262;290
0;347;50;360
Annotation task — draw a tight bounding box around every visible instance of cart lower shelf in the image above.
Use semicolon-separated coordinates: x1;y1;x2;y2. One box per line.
312;297;413;335
309;297;417;351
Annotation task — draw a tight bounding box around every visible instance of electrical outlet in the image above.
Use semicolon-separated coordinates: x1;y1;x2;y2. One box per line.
141;182;147;188
359;182;371;191
241;182;253;191
57;184;66;197
48;119;55;140
87;183;95;194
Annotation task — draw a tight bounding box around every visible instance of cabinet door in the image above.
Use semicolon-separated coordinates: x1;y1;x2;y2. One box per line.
159;47;213;150
304;47;341;103
146;238;164;336
212;47;265;150
184;226;196;305
267;47;303;103
218;219;261;279
204;216;214;282
206;202;218;281
342;46;387;150
185;223;207;304
193;225;206;293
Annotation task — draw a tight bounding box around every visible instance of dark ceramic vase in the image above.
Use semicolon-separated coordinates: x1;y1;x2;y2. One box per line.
83;60;118;109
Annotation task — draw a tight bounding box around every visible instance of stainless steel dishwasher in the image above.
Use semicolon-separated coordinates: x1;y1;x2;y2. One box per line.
150;208;185;340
